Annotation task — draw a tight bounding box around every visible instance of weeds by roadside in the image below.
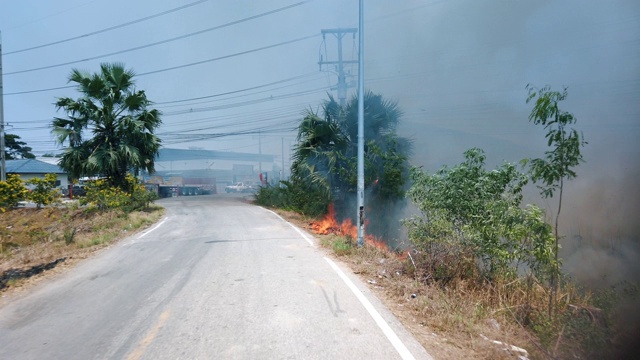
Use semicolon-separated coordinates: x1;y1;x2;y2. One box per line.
0;202;164;291
312;223;637;360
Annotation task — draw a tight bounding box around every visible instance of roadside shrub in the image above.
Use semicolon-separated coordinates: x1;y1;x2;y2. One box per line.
126;180;159;212
254;184;288;208
255;180;329;217
26;173;61;209
81;179;130;210
63;227;76;244
0;174;28;211
81;174;157;212
403;148;555;280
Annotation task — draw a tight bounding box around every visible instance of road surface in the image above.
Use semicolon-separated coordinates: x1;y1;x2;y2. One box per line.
0;195;432;359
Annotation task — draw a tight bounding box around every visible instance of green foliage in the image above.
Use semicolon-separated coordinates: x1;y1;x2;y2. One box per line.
5;134;35;160
525;85;587;199
52;63;162;190
26;174;61;209
332;236;353;256
525;85;587;314
0;174;28;211
288;91;411;237
404;148;555;279
81;180;130;210
81;174;158;212
63;227;76;244
254;181;329;217
291;110;347;200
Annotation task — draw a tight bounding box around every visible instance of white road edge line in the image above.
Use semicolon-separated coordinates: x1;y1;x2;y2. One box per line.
137;217;168;239
264;206;419;359
324;256;418;360
263;208;315;247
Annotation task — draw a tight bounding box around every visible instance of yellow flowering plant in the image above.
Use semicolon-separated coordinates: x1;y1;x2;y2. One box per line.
26;173;61;209
81;174;157;212
0;174;28;212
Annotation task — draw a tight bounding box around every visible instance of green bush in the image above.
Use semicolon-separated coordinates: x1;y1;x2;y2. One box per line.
26;174;61;209
0;174;28;211
254;181;329;217
81;174;158;212
404;148;555;280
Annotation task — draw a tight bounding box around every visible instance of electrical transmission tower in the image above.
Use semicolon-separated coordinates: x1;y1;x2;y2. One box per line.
318;28;358;106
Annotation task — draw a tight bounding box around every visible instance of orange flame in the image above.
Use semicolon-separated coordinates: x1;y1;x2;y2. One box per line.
311;203;340;235
311;203;388;251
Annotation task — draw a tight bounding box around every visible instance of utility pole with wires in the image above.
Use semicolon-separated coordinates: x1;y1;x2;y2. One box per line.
258;130;263;174
0;31;6;182
356;0;365;247
318;28;358;106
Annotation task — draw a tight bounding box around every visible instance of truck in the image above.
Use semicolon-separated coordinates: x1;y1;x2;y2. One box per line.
145;176;217;198
224;182;254;193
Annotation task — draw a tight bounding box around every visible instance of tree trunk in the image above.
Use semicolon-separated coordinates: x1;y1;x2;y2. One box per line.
549;177;564;318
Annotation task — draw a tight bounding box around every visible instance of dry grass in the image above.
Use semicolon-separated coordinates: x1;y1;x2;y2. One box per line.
0;204;164;289
337;241;534;359
264;206;631;360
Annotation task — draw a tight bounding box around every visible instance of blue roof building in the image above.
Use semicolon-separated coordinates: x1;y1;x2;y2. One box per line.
4;159;69;188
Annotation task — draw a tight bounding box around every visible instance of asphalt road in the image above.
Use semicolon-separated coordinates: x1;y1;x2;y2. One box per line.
0;195;432;360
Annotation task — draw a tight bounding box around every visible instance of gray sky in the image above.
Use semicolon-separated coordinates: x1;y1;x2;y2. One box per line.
1;1;637;161
2;0;639;277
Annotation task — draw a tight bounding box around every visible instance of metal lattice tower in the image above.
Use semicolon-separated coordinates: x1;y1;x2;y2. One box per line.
318;28;358;106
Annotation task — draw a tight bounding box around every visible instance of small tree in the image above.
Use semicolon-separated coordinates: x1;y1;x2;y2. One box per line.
0;174;28;211
26;174;61;209
404;148;555;280
525;85;587;314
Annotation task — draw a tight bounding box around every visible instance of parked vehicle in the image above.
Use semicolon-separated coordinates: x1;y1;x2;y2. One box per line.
145;176;217;198
224;182;253;193
61;185;86;198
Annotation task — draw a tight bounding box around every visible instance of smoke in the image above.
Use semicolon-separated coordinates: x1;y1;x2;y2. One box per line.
358;2;639;354
358;0;640;288
560;163;640;287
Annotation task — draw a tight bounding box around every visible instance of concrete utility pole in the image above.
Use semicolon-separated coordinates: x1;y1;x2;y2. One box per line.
0;31;6;182
258;130;262;174
281;137;285;181
318;28;357;107
356;0;365;247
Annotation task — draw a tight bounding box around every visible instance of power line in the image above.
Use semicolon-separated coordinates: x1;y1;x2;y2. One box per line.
162;85;327;116
161;103;309;128
4;0;208;55
155;72;319;105
138;35;318;77
155;75;324;109
160;123;298;145
161;118;298;137
4;36;320;96
159;112;301;135
5;85;74;96
4;0;100;31
5;1;312;76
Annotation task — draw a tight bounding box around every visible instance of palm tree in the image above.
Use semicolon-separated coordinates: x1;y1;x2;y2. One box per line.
291;109;347;198
290;91;412;238
52;63;162;189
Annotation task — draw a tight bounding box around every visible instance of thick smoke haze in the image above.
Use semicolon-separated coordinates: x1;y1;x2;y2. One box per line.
1;0;638;285
361;0;640;286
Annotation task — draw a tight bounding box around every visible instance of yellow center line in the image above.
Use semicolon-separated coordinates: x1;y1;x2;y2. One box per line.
127;309;171;360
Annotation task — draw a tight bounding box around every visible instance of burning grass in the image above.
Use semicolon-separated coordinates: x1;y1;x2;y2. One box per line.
302;204;634;359
311;203;389;252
